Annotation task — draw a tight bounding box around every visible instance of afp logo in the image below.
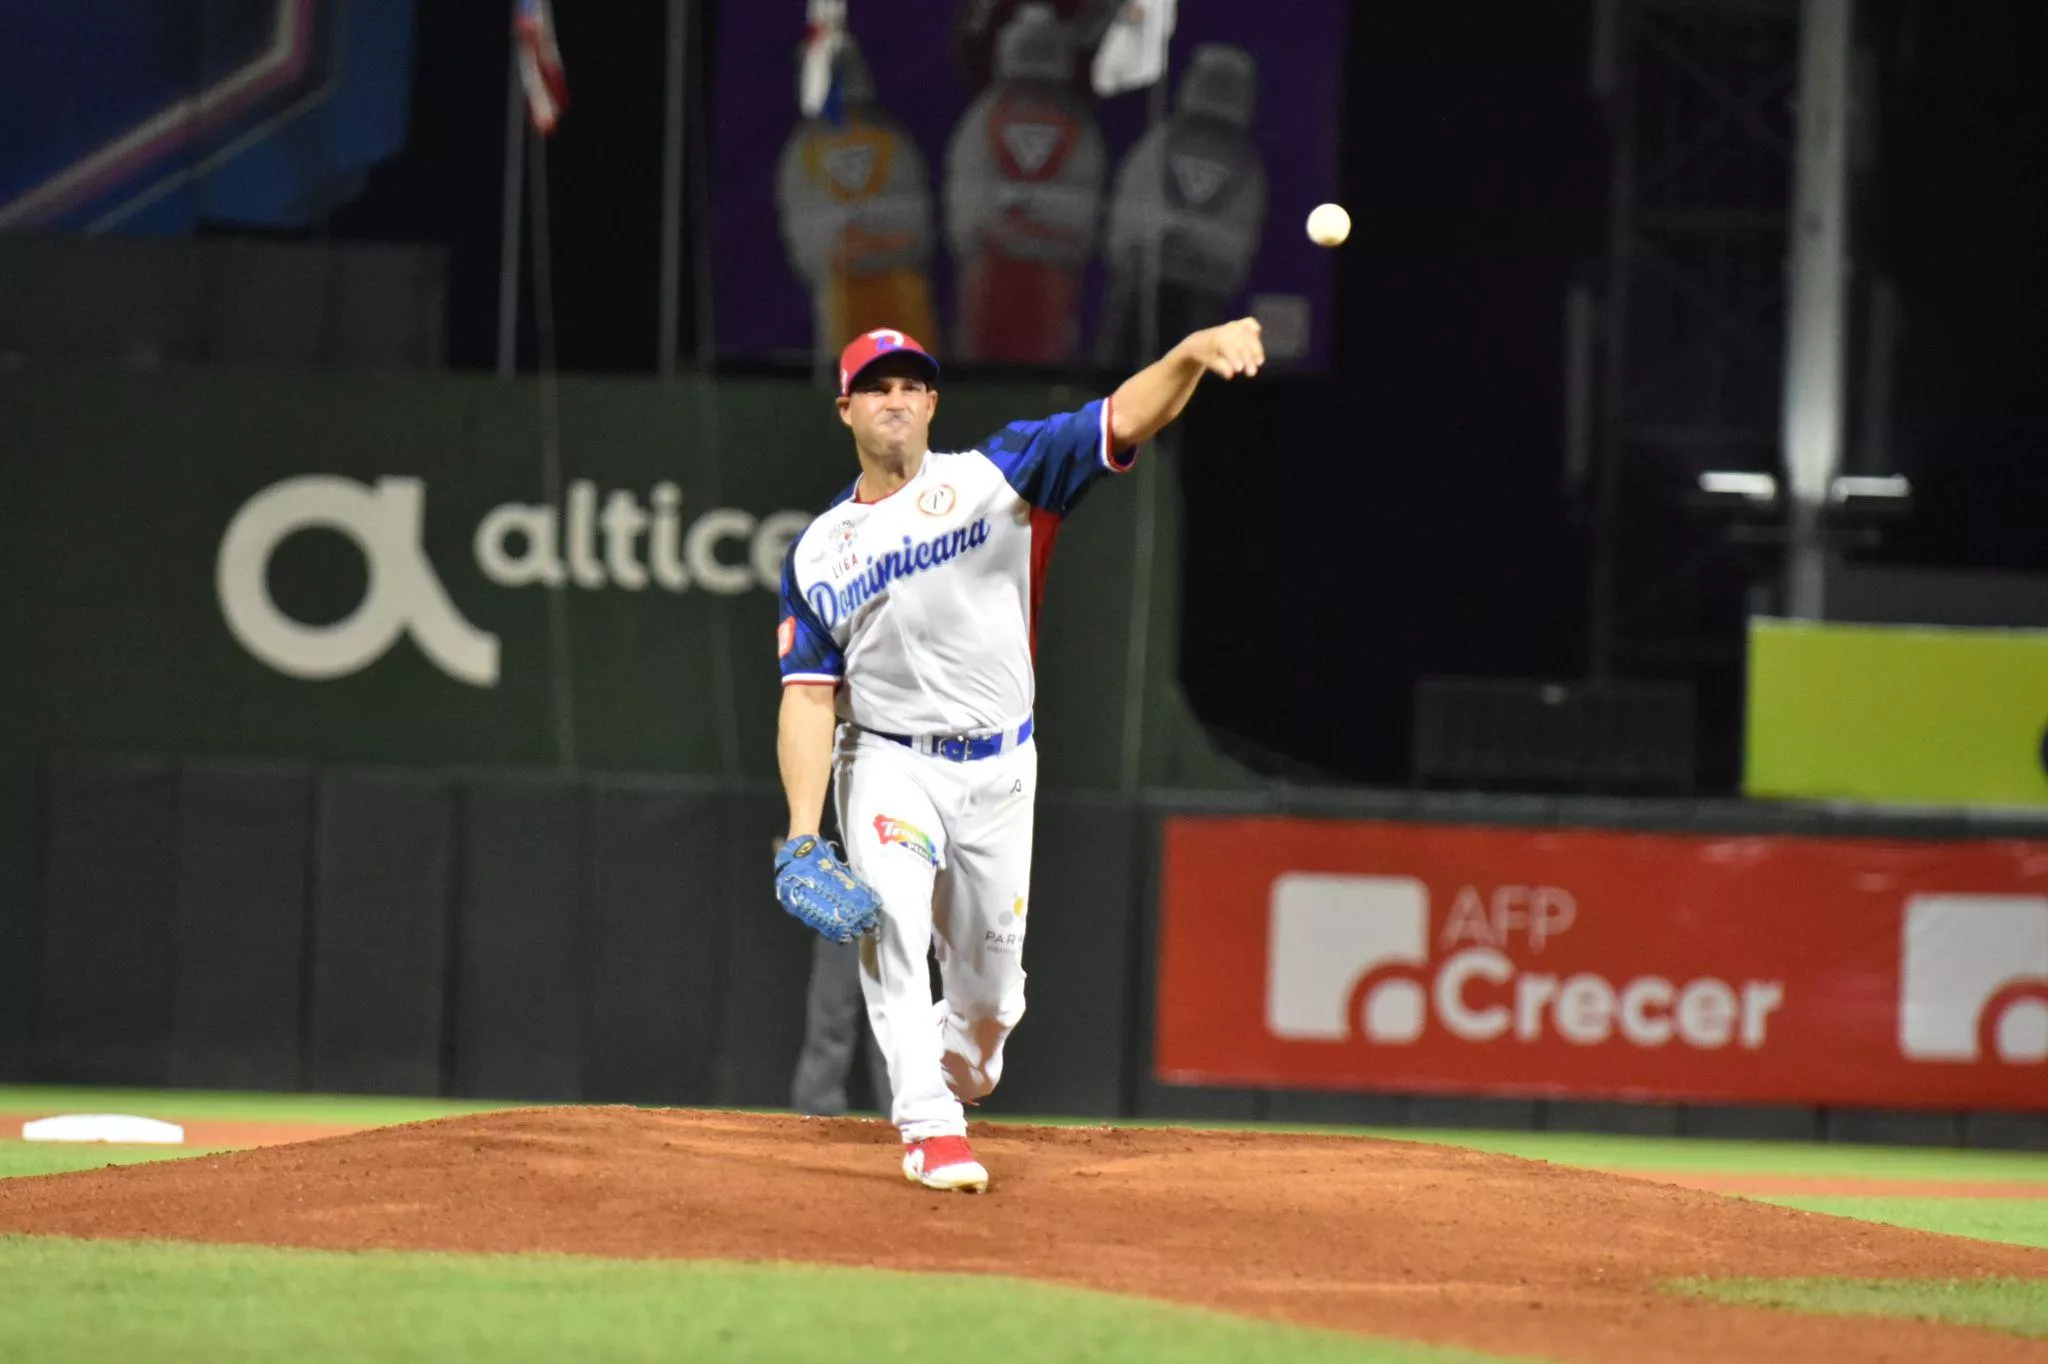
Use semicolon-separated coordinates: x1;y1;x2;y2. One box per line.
1899;895;2048;1064
1267;874;1430;1042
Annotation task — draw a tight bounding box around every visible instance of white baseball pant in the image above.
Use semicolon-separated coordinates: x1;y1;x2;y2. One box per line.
833;725;1035;1141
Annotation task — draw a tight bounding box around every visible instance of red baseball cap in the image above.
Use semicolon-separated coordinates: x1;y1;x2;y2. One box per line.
838;328;940;397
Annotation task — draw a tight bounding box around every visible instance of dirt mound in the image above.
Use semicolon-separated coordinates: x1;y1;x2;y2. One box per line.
1;1108;2041;1363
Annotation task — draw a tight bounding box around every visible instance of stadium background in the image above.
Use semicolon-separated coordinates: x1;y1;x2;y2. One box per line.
2;5;2046;1360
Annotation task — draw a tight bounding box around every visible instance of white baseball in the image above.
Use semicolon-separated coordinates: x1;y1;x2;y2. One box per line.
1306;203;1351;248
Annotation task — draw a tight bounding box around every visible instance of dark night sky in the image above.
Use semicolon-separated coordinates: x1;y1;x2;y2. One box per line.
330;0;2046;790
1866;1;2048;571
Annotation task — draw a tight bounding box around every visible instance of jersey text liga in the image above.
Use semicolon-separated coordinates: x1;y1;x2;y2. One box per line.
779;399;1131;735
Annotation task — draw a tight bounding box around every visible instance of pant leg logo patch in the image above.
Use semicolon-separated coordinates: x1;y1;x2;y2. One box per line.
874;814;938;866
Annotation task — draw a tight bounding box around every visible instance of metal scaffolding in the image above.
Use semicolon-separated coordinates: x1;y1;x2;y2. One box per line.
1579;0;1804;679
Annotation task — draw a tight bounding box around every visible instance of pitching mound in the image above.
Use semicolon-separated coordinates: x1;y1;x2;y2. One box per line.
1;1107;2041;1363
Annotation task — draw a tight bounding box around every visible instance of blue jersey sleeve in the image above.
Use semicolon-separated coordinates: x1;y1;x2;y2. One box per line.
778;542;844;685
978;398;1136;516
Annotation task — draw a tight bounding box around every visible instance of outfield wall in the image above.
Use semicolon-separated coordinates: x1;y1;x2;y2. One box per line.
3;369;2044;1144
2;754;2046;1148
0;756;1134;1119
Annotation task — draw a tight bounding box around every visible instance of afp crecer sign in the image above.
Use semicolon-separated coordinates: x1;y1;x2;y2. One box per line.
1157;816;2048;1110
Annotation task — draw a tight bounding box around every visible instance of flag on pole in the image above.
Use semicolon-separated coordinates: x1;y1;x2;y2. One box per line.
1091;0;1177;97
516;0;570;135
800;0;848;127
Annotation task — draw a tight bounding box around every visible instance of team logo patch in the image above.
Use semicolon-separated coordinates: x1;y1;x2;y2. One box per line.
917;484;957;517
777;617;796;658
875;814;937;866
808;518;859;568
827;518;861;573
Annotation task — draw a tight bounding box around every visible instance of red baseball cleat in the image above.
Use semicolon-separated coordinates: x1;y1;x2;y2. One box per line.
902;1134;989;1193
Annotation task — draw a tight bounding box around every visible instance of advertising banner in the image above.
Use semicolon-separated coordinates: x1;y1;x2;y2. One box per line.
1747;617;2048;808
0;369;1152;785
1;1;416;235
1156;817;2048;1109
710;0;1346;371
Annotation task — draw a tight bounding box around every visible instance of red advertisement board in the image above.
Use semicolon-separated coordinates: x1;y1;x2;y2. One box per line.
1155;818;2048;1109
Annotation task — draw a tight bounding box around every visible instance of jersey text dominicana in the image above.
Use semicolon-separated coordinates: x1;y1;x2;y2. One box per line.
779;399;1131;734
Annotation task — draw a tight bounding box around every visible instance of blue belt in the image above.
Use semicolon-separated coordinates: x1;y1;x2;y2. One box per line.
872;715;1033;762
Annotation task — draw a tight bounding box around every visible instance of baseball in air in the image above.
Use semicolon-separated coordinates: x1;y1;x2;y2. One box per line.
1306;203;1351;248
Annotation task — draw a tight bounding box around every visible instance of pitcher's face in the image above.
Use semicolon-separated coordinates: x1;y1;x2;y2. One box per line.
838;358;938;461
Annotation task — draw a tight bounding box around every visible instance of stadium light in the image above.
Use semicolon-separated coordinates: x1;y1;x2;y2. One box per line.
1697;471;1779;506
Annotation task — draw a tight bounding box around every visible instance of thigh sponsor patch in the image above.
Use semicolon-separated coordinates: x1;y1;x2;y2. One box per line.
985;893;1029;953
874;814;938;867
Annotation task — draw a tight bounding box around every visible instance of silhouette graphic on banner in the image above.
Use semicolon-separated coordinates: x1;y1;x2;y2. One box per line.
1095;44;1267;367
718;0;1341;369
943;4;1105;363
776;38;941;368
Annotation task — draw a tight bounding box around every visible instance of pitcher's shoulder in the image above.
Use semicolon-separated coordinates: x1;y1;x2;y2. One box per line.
927;445;1009;478
785;505;857;573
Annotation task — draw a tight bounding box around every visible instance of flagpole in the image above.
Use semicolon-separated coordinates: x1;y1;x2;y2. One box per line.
690;0;718;371
658;0;688;378
496;0;526;377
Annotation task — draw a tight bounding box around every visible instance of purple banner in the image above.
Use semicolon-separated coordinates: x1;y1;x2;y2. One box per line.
711;0;1346;373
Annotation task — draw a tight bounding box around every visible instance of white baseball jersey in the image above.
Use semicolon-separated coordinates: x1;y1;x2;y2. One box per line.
778;399;1130;735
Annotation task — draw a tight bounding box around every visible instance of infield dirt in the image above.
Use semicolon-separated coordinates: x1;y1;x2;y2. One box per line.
1;1107;2042;1363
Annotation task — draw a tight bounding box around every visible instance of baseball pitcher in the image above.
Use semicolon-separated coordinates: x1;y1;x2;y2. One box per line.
772;318;1264;1192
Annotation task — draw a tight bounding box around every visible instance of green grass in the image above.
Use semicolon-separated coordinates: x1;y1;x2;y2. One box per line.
5;1090;2046;1358
1345;1129;2048;1183
0;1144;224;1180
0;1236;1526;1364
998;1114;2048;1184
1679;1276;2048;1339
1754;1196;2048;1250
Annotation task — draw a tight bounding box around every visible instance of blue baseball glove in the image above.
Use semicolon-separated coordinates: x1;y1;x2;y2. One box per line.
774;835;881;943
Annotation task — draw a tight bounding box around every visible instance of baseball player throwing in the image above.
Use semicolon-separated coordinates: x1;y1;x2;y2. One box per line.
774;318;1265;1192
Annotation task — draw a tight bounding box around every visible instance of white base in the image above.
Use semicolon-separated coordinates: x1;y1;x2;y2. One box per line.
21;1113;186;1145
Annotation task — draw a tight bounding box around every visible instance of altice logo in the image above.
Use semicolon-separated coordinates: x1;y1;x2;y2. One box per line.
1899;895;2048;1064
217;475;808;686
217;476;500;686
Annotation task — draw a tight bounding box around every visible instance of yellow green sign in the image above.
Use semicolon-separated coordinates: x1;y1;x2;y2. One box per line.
1746;618;2048;806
